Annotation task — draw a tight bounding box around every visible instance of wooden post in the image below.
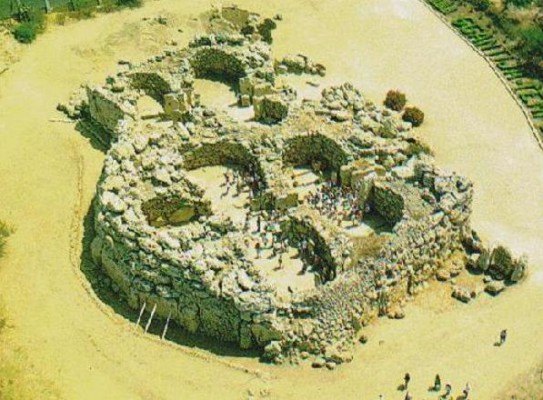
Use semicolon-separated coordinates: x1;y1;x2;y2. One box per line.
161;311;172;340
135;301;146;328
144;304;157;333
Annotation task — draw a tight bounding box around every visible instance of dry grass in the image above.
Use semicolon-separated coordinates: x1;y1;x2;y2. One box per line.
350;233;387;265
0;221;11;258
497;360;543;400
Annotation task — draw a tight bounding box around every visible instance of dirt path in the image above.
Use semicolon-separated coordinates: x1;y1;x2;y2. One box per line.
0;0;542;399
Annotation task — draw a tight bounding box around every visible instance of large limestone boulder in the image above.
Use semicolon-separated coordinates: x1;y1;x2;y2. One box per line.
489;245;514;280
511;254;528;282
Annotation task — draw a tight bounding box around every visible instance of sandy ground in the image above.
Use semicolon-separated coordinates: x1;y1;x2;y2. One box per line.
0;27;22;74
1;0;543;399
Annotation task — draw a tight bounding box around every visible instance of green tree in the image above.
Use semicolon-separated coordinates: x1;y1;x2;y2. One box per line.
517;25;543;77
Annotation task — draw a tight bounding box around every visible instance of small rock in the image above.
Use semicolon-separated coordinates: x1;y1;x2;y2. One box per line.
331;110;351;122
312;357;325;368
436;269;450;281
452;286;471;303
325;361;336;370
485;281;505;296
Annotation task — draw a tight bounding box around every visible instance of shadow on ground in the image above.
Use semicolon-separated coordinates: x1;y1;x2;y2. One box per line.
79;201;261;359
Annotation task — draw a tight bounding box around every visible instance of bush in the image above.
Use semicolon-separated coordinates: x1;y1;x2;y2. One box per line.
257;18;277;44
13;22;39;43
117;0;142;8
404;141;433;157
12;9;45;44
402;106;425;127
518;26;543;59
55;13;67;25
466;0;491;11
0;221;11;258
241;24;255;36
384;90;407;111
505;0;534;7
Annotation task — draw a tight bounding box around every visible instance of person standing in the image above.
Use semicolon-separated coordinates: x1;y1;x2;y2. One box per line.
255;241;262;259
433;374;441;391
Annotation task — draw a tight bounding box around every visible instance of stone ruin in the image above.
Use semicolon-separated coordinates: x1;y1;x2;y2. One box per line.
63;6;528;367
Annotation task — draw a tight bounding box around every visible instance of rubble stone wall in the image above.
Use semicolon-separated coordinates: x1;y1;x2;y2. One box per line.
191;48;247;84
182;140;265;182
86;87;128;137
128;72;173;105
370;182;405;225
283;133;351;172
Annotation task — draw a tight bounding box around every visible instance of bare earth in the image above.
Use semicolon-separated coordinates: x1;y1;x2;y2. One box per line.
1;0;543;399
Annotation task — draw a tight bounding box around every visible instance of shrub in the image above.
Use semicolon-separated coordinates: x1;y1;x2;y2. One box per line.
0;221;11;258
55;13;67;25
384;90;407;111
402;106;425;127
12;9;45;44
518;26;543;60
117;0;142;8
466;0;491;11
13;22;39;43
505;0;534;7
404;141;433;157
257;18;277;44
241;24;255;36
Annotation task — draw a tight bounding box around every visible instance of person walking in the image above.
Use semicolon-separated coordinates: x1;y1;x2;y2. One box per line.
499;329;508;346
278;252;283;270
463;382;471;399
444;383;452;399
404;373;411;390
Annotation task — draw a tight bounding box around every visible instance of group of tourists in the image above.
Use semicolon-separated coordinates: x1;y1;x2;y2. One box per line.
220;165;263;199
306;180;367;227
389;330;509;400
399;372;471;400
